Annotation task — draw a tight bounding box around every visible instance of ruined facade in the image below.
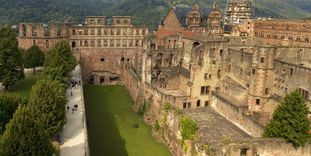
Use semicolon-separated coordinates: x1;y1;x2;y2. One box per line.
18;16;148;85
225;0;252;24
18;22;71;52
17;3;311;156
231;19;311;47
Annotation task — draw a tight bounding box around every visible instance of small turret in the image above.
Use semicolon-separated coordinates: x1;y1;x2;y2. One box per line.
207;2;224;35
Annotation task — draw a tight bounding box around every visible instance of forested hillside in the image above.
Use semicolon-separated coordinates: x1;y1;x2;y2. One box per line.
0;0;311;30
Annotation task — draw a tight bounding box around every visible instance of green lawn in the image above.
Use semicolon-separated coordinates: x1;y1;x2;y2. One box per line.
10;75;39;99
84;85;171;156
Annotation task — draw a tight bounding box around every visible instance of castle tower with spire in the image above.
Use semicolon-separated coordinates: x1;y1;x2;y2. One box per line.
225;0;253;24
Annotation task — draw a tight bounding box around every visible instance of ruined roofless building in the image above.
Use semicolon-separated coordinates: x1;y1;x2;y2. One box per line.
18;22;71;52
17;3;311;155
18;16;148;85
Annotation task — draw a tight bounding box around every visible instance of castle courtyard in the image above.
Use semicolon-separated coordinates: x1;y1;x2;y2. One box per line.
84;85;171;156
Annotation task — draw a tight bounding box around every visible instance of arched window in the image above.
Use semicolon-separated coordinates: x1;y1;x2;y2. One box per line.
192;42;200;49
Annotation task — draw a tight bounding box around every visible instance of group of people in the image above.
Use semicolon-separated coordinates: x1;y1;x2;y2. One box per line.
67;78;81;114
70;79;81;89
66;104;78;114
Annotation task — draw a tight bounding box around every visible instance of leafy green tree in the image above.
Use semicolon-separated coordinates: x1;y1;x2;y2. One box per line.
41;66;70;87
180;116;198;141
28;78;67;137
45;41;77;75
263;90;311;147
24;45;45;74
1;106;54;156
0;92;24;134
0;27;24;90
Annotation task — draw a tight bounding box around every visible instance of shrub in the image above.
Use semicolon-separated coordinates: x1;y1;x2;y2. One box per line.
180;116;198;141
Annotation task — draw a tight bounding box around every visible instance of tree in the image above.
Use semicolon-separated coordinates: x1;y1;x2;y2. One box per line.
28;78;67;137
0;92;24;134
263;90;311;147
41;66;70;87
0;27;24;90
1;106;54;156
44;41;77;75
24;45;45;74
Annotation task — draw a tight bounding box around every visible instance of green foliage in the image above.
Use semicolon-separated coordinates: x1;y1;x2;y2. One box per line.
28;79;67;137
180;116;198;141
163;102;171;113
0;27;24;90
263;90;311;148
1;106;54;156
41;66;70;87
0;92;23;134
24;45;45;74
45;41;77;75
154;120;160;131
138;100;150;116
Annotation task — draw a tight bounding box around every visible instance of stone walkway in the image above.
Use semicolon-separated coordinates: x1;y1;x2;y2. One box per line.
185;108;250;143
60;65;89;156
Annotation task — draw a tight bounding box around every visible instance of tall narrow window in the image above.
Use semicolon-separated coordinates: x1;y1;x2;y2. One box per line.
46;40;49;48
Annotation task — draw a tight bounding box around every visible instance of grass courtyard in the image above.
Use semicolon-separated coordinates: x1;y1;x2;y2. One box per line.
84;85;171;156
10;74;39;99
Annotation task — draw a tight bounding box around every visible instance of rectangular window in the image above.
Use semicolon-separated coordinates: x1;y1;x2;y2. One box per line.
183;103;187;109
45;40;49;48
97;29;102;35
116;40;121;47
256;99;261;105
260;57;265;63
205;101;209;107
104;29;108;35
103;40;108;47
84;29;88;35
110;40;114;47
32;26;37;37
200;86;210;95
299;89;309;100
187;103;191;109
240;148;248;156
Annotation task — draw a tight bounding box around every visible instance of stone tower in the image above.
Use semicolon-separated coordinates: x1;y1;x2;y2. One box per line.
225;0;253;24
207;2;224;35
247;47;276;123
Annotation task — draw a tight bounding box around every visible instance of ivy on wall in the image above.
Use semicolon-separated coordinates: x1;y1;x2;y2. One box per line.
180;117;198;141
